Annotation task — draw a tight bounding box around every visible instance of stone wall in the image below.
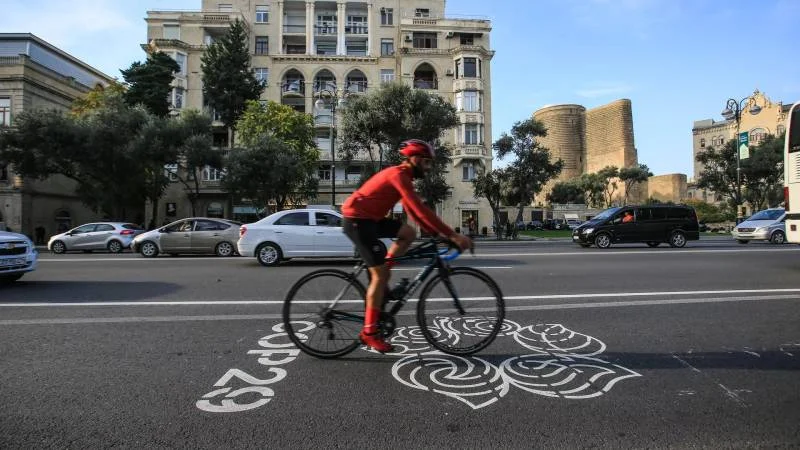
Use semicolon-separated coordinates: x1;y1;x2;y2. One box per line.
585;98;637;173
648;173;687;203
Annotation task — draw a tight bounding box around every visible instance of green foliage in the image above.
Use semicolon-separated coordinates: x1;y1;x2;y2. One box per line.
223;136;319;211
596;166;620;207
121;51;180;117
684;199;734;222
237;100;315;150
201;19;264;144
70;82;127;117
493;118;564;222
472;168;513;239
547;181;585;204
619;163;652;205
577;172;606;208
337;82;459;206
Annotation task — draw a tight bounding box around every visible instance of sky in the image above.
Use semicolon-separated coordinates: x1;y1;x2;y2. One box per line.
2;0;799;178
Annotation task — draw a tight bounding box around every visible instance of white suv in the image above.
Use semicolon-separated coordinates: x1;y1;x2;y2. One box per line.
238;208;392;266
0;230;38;283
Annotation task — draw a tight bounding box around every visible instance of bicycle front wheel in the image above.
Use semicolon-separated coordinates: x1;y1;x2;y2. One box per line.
416;267;505;355
283;269;366;359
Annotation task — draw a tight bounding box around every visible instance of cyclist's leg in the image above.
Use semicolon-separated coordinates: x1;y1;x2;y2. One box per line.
385;222;416;260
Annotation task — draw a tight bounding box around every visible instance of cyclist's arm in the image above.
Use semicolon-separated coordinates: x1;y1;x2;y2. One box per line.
391;174;455;239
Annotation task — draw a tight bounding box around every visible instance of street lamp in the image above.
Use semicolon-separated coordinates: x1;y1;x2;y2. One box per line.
721;95;761;221
314;86;348;208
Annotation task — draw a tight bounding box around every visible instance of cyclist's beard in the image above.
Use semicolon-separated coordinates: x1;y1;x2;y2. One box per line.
411;163;427;179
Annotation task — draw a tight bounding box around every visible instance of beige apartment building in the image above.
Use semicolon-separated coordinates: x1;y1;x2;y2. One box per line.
144;0;495;232
0;33;115;240
690;89;791;207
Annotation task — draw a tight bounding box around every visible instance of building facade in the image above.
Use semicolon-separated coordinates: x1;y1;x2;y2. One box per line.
144;0;495;232
690;90;791;207
0;33;115;239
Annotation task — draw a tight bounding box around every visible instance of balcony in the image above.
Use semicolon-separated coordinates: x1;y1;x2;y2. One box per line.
453;78;484;93
283;24;306;34
281;81;305;97
345;23;368;35
315;113;333;128
452;145;489;162
318;178;362;187
345;81;368;94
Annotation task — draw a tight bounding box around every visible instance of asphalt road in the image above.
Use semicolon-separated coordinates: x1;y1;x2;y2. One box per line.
1;239;799;448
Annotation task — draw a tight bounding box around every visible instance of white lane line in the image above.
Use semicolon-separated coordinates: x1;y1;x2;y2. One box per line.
1;293;798;325
36;247;800;262
2;289;800;308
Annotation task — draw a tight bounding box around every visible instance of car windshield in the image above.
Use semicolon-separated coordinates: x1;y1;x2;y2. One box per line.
592;207;622;221
747;209;784;221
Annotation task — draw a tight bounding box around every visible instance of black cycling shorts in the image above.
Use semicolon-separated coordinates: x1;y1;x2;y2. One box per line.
342;218;402;267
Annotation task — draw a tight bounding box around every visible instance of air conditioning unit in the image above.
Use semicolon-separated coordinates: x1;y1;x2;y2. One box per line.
404;34;412;42
445;69;454;76
445;31;455;38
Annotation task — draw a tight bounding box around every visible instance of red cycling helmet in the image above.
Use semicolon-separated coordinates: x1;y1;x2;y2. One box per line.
399;139;434;159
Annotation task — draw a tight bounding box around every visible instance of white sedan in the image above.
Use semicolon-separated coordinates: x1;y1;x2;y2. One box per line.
237;208;392;266
0;230;38;283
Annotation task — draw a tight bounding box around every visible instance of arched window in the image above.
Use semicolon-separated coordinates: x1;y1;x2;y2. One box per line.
749;128;767;145
413;63;437;89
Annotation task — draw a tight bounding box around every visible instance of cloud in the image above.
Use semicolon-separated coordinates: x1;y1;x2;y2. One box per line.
575;83;634;99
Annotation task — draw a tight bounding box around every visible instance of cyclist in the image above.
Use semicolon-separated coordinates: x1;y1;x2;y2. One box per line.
341;139;472;352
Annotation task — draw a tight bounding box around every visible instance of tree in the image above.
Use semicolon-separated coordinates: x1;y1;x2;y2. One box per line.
472;168;513;240
337;82;459;206
684;199;734;223
577;172;606;208
741;134;784;211
596;166;620;208
619;163;652;205
121;51;180;117
201;19;264;147
232;100;319;209
223;136;318;212
167;110;220;216
695;139;742;210
493;118;563;223
70;81;127;117
547;181;585;205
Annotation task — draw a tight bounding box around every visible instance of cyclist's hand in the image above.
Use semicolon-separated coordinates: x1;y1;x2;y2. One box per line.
450;233;473;252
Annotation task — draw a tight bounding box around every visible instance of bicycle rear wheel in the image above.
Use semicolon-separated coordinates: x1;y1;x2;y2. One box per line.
283;269;366;358
416;267;505;355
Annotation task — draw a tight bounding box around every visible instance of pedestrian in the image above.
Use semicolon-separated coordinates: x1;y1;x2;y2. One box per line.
35;226;45;245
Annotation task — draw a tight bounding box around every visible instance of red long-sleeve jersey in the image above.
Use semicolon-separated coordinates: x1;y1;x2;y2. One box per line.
342;165;455;238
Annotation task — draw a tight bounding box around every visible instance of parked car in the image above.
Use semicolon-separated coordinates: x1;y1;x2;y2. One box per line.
131;218;241;257
572;205;700;248
0;230;37;283
526;220;544;230
238;208;393;266
567;219;583;230
48;222;145;254
731;208;786;244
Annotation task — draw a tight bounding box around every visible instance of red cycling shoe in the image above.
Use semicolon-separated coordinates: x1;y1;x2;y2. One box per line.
359;330;394;353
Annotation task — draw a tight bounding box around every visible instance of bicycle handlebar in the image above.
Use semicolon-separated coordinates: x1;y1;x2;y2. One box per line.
437;238;475;262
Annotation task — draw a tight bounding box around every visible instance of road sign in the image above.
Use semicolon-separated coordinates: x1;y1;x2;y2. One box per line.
739;131;750;160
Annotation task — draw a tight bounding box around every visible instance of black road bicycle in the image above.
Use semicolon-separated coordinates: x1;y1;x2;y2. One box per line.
282;238;505;358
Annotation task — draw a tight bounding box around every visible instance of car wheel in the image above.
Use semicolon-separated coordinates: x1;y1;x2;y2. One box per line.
140;241;159;258
647;242;660;248
51;240;66;254
107;240;123;254
594;233;612;249
736;239;749;244
770;231;786;244
669;231;687;248
215;241;235;257
0;274;24;284
256;242;282;267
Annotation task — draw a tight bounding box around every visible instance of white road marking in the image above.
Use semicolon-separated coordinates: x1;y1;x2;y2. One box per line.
5;287;799;307
0;292;798;325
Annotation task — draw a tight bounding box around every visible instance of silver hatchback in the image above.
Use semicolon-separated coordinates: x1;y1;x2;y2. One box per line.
48;222;145;254
131;218;241;257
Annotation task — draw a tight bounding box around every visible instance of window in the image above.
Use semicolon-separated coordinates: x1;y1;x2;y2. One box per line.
318;165;331;180
456;91;479;112
218;3;232;12
254;67;269;85
346;15;367;34
777;124;786;136
749;128;767;145
173;52;187;76
346;41;367;56
196;219;228;231
0;98;10;126
462;161;477;181
415;8;430;17
163;24;180;40
316;42;336;55
315;212;342;227
255;36;269;55
71;224;97;235
699;138;705;148
380;69;394;84
464;124;479;145
463;58;477;78
380;8;393;25
460;34;474;45
164;164;178;181
95;224;115;232
255;5;269;23
0;164;7;182
316;14;337;34
203;166;222;182
275;212;309;226
172;87;184;109
381;38;394;56
413;32;437;49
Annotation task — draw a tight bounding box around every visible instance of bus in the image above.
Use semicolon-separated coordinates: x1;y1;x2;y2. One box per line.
785;101;800;243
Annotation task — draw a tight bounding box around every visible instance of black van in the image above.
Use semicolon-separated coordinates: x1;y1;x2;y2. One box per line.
572;205;700;248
